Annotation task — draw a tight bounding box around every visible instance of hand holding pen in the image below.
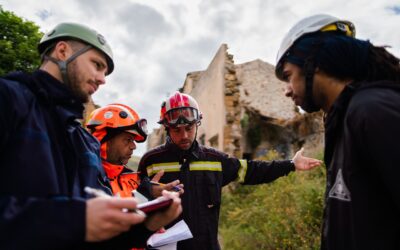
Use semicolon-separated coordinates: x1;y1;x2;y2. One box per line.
150;170;184;198
84;187;146;215
150;181;182;192
84;186;147;242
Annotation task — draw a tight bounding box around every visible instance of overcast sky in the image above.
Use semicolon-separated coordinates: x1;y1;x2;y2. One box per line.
1;0;400;155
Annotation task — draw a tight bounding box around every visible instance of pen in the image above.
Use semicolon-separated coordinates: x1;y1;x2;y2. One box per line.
84;186;146;216
150;181;181;192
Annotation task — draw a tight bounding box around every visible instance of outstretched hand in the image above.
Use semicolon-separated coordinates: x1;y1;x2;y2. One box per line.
292;148;323;171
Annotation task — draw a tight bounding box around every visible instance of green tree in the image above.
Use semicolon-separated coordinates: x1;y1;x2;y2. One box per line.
0;6;42;76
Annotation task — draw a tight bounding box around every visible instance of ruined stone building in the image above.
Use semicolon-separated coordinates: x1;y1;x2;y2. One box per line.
147;44;324;159
82;97;98;124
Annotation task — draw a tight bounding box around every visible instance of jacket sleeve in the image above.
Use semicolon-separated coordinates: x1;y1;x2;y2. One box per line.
0;79;24;152
137;155;154;199
221;153;295;186
0;196;86;249
242;159;295;185
85;223;155;249
138;156;148;177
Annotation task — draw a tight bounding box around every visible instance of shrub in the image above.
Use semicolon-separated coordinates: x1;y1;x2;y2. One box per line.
219;151;325;249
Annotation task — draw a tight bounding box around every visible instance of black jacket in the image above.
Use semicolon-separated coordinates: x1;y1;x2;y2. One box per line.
139;138;295;250
0;71;152;249
322;81;400;249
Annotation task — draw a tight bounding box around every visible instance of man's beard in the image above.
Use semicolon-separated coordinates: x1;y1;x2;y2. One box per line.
301;77;320;113
66;61;90;103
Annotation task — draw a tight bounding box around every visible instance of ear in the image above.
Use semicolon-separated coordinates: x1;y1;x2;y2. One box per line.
52;41;72;61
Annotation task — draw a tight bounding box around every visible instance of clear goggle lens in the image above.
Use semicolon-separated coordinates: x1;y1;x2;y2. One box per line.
126;119;148;143
165;107;199;126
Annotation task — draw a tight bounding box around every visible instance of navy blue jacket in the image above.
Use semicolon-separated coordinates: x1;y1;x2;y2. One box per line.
139;138;295;250
0;70;152;249
322;81;400;249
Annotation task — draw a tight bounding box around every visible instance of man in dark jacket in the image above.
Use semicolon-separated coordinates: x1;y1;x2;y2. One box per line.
138;91;322;250
275;14;400;249
0;22;181;249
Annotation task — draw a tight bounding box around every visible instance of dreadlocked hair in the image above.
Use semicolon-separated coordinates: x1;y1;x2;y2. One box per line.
286;33;400;84
365;45;400;83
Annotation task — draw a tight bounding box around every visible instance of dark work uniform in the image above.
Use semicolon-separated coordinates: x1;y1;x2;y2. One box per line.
139;138;295;250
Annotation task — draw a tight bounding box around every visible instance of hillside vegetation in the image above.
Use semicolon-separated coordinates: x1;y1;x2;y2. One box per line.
220;150;325;249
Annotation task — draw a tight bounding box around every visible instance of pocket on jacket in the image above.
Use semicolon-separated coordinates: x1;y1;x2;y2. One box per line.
195;173;221;209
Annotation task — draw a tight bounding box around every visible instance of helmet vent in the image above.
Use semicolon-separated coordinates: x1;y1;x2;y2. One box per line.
119;111;128;119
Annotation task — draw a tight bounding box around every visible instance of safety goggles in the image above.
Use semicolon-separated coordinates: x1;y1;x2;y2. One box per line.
126;119;148;143
164;107;200;127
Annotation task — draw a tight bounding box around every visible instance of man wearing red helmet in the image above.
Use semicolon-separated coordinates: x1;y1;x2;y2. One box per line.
138;92;322;250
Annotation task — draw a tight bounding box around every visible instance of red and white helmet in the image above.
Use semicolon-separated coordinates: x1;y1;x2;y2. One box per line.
158;92;202;127
86;103;148;143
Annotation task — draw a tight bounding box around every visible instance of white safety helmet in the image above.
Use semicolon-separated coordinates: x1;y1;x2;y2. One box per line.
275;14;355;80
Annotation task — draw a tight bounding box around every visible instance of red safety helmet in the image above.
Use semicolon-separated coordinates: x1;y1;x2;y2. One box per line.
86;103;148;143
158;92;202;127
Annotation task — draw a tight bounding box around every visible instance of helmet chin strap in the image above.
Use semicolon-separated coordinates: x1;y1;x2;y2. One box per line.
44;45;92;85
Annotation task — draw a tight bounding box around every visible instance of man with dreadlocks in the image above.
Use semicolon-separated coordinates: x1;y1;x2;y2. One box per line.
276;14;400;249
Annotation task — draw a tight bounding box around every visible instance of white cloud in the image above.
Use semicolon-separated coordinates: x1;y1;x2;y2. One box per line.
1;0;399;155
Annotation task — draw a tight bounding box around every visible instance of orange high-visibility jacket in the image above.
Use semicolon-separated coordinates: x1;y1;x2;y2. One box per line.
102;161;140;197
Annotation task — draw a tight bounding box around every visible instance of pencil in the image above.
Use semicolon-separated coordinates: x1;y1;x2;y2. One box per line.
84;186;145;216
150;181;181;192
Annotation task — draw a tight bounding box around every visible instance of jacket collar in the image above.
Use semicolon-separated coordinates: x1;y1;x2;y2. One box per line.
5;70;85;119
102;160;126;179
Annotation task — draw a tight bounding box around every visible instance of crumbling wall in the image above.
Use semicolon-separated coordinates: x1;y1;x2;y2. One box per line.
236;59;324;158
223;50;242;158
183;44;228;152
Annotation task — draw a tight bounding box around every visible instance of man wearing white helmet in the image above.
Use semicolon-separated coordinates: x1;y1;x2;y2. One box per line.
276;14;400;249
0;23;181;249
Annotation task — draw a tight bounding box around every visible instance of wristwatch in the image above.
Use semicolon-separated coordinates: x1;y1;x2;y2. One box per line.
290;160;295;169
